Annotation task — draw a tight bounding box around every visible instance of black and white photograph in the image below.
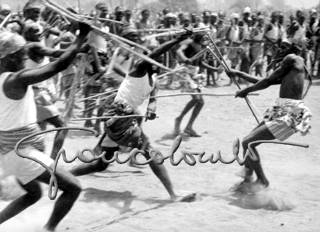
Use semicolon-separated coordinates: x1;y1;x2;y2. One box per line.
0;0;319;231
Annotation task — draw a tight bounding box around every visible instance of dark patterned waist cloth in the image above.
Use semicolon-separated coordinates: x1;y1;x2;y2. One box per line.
0;124;45;155
104;99;144;148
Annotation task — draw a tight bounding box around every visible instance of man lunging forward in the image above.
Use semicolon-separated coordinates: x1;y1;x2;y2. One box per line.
227;40;312;192
0;22;91;231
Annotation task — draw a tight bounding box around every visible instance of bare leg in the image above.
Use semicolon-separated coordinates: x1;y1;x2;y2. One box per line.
228;62;237;85
241;122;275;188
142;140;195;202
184;94;204;137
266;55;273;76
83;86;99;127
174;98;197;135
0;179;42;224
255;63;263;77
70;146;118;176
38;120;47;131
64;86;71;99
93;104;105;135
46;116;68;160
0;166;81;231
36;166;81;231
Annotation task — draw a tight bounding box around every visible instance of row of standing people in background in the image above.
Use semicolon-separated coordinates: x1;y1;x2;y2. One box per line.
0;1;318;136
0;0;313;230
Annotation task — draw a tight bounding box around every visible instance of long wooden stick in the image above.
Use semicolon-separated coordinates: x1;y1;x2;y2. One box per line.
43;0;175;72
206;46;227;70
76;88;118;102
144;27;210;40
70;115;151;121
207;35;261;123
155;66;186;79
81;93;117;112
106;47;120;75
190;47;208;62
83;15;124;24
148;92;259;99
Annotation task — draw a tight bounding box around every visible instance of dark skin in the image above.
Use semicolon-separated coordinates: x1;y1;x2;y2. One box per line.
109;9;124;35
226;46;305;192
250;18;264;76
70;34;197;202
87;32;141;133
25;8;61;38
0;23;90;231
264;12;279;69
239;13;251;74
264;12;279;44
24;24;69;160
174;36;222;136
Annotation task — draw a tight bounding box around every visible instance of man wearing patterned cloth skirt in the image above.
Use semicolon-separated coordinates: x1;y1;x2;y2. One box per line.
227;39;312;193
0;22;90;231
70;32;196;203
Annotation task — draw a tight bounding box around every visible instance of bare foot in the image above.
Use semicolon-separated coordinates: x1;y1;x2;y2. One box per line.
233;180;268;194
245;180;268;194
40;226;55;232
184;128;201;137
236;167;254;183
93;125;101;136
128;159;146;169
84;120;94;128
171;193;196;203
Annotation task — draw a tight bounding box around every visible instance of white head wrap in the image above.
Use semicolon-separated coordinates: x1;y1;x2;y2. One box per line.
231;13;240;19
243;7;251;14
0;31;26;59
165;13;177;18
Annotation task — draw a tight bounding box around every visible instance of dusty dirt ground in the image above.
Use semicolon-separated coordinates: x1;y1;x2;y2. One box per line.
1;77;320;232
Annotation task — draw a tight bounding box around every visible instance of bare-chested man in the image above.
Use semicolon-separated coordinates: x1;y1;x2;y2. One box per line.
0;22;90;231
22;22;69;160
264;11;280;74
174;33;222;137
227;40;312;192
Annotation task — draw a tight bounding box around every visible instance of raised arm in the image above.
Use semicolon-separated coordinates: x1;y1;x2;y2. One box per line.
6;23;91;90
200;60;221;72
176;39;193;62
133;31;192;73
148;32;192;60
27;42;66;58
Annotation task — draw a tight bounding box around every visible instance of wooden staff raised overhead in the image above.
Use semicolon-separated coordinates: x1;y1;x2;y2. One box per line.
206;34;261;124
39;16;61;38
132;28;184;33
106;47;120;75
76;88;118;102
83;15;124;24
71;115;153;121
38;0;172;72
0;13;12;30
148;92;259;99
143;27;210;41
